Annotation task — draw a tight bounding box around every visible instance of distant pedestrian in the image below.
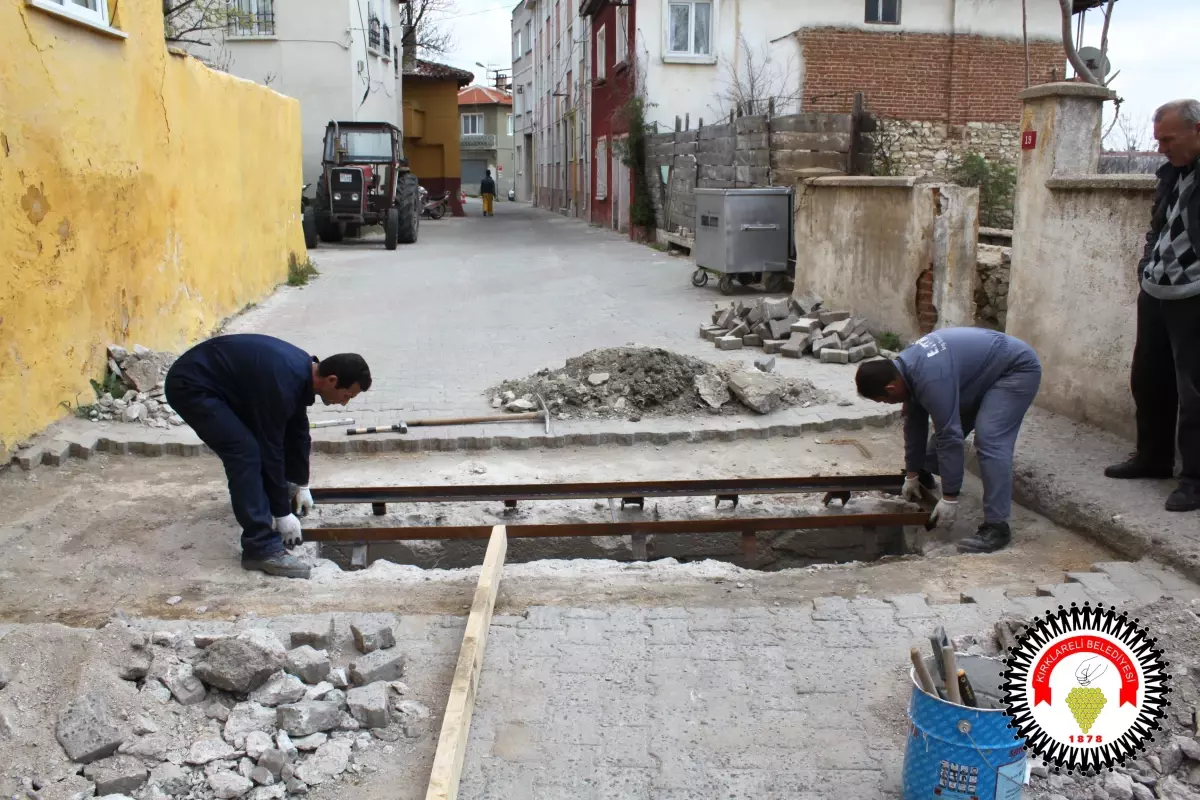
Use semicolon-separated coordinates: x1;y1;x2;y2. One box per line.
480;170;496;216
1104;99;1200;512
855;328;1042;554
165;334;372;579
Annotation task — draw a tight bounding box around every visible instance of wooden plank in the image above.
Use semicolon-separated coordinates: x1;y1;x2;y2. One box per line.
770;150;850;172
424;525;508;800
769;131;853;152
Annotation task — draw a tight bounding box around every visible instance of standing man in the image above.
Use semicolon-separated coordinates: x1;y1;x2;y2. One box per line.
855;328;1042;554
480;169;496;217
165;334;372;579
1104;99;1200;513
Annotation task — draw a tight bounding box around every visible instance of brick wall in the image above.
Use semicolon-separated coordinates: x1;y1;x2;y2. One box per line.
798;27;1063;125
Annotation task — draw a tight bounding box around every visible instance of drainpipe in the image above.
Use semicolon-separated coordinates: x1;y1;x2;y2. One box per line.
946;0;957;128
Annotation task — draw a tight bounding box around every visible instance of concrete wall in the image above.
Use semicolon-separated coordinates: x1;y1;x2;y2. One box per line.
1006;83;1156;440
404;78;464;214
1;0;306;451
792;177;979;344
511;1;536;202
637;0;1062;131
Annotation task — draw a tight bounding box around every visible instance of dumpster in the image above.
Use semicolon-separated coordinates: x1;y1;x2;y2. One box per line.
691;186;795;295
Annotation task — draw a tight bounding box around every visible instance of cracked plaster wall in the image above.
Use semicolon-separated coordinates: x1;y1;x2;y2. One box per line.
0;0;306;450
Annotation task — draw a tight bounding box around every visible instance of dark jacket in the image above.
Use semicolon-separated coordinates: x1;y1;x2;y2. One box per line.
480;175;496;195
168;333;314;517
1139;157;1200;278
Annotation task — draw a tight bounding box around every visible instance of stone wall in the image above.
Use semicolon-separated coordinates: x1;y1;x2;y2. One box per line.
975;240;1012;331
873;120;1021;178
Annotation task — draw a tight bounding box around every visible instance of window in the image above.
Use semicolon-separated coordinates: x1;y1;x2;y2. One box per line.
616;4;629;64
865;0;900;24
462;114;484;135
595;137;608;200
32;0;112;28
228;0;275;36
382;24;391;57
595;25;607;82
507;114;514;135
524;21;533;53
667;1;712;58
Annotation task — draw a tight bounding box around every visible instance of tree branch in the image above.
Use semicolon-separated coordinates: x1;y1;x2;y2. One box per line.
1058;0;1099;85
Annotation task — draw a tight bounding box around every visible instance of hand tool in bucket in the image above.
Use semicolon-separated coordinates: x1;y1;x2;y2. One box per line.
346;394;552;436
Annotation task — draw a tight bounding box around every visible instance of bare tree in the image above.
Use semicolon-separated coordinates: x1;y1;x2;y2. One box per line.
709;35;800;120
163;0;248;46
401;0;455;59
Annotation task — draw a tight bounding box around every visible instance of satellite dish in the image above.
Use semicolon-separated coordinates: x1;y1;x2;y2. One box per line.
1078;46;1112;78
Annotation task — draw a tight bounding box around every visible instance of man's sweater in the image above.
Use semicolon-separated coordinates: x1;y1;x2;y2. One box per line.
1141;159;1200;300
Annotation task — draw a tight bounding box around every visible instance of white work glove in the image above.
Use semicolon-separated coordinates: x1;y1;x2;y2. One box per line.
289;482;314;517
273;514;304;547
929;498;959;529
902;474;923;503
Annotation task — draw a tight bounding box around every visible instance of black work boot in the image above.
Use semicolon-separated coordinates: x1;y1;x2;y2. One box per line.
1165;481;1200;512
1104;454;1174;480
956;522;1012;554
242;552;312;579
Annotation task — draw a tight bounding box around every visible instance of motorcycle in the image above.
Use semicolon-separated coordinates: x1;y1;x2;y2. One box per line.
420;186;449;220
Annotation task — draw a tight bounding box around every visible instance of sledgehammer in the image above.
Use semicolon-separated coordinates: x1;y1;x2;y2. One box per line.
346;393;552;436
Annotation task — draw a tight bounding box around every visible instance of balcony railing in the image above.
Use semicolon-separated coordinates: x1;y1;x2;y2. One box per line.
461;134;497;150
368;15;381;50
227;0;275;36
382;24;391;56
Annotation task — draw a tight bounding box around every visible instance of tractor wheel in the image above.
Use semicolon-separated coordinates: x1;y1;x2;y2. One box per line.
384;208;400;251
303;208;318;249
314;176;343;243
396;172;420;244
345;223;362;239
317;219;344;243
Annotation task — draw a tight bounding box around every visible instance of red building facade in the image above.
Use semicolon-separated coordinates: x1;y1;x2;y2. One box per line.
581;0;636;233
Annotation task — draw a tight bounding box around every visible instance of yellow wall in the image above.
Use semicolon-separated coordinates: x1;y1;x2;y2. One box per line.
402;79;462;181
0;0;306;452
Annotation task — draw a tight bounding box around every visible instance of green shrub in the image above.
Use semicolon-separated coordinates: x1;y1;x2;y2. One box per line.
288;253;319;287
949;153;1016;229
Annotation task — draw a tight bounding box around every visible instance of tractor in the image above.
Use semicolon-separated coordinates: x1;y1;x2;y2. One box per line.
304;121;419;251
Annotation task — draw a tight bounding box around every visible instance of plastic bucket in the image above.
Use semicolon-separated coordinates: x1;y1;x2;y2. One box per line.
902;653;1028;800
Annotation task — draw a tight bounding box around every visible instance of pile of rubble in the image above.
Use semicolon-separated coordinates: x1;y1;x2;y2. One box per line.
699;292;885;365
489;347;826;419
81;346;181;428
6;616;429;800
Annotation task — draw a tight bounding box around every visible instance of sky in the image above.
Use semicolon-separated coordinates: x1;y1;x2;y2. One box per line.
433;0;1196;149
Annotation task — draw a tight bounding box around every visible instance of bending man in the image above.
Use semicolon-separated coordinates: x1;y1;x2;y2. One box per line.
165;333;371;578
855;328;1041;554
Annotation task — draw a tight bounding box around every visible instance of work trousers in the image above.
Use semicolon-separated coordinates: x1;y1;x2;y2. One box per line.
1131;290;1200;482
923;347;1042;523
482;193;494;215
164;371;283;559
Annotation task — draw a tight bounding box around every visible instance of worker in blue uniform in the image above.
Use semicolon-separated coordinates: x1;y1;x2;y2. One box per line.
855;328;1042;554
165;334;372;579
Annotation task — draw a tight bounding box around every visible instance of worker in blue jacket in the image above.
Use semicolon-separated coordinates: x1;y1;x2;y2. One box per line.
165;334;371;578
855;328;1042;553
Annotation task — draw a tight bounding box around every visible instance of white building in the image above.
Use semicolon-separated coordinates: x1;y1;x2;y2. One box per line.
511;0;591;217
511;0;536;203
189;0;406;187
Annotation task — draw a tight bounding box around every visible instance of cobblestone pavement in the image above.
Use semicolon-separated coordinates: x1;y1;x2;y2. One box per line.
330;560;1200;800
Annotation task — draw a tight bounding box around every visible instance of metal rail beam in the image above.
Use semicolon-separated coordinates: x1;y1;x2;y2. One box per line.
310;473;906;506
303;511;928;542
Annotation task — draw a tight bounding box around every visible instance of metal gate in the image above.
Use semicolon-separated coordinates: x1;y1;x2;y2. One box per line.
462;159;488;193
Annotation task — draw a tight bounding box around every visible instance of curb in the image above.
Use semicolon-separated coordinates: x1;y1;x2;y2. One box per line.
7;407;904;472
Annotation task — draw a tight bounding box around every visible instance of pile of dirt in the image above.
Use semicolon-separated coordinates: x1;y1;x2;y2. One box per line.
487;347;827;420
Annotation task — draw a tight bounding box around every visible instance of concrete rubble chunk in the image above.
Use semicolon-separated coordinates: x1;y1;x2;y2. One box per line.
84;755;149;796
727;371;785;415
754;356;776;373
149;763;188;796
327;668;349;689
762;297;790;320
818;310;850;326
289;619;334;651
346;682;391;729
293;732;328;751
762;339;787;355
285;646;331;685
55;695;125;764
294;740;352;786
194;633;232;649
715;335;744;351
195;632;286;693
349;648;405;686
820;348;851;365
277;701;343;737
350;621;396;655
249;766;274;787
250;786;286;800
1104;773;1134;800
1176;735;1200;762
163;662;207;706
244;730;273;761
693;373;730;409
205;699;232;722
275;731;298;761
304;681;335;701
586;372;610;386
223;702;277;748
186;739;236;765
121;403;147;423
257;748;287;777
209;770;254;799
249;671;307;707
506;398;536;412
119;733;172;761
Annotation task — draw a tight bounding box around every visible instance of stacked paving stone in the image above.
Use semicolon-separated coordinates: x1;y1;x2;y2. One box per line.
84;345;183;428
44;617;428;800
698;291;882;365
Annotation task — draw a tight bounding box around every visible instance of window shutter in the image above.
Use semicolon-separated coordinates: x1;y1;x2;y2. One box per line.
595;138;608;200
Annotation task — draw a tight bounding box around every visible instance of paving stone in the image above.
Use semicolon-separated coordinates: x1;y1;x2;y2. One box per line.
887;594;935;619
1036;582;1099;607
289;619;334;651
715;336;743;351
55;695;124;763
1091;562;1170;605
726;322;750;339
762;297;790;320
1064;572;1137;607
276;702;343;737
793;290;823;314
350;621;396;654
83;755;149;795
250;671;307;707
818;310;850;326
812;596;854;621
195;632;286;693
768;315;798;340
699;327;722;342
346;682;391;729
849;342;879;362
820;348;849;364
779;340;804;359
349;648;405;686
823;318;853;338
754;356;775;373
811;334;840;356
762;339;787;355
790;318;821;335
742;334;763;347
285;646;331;685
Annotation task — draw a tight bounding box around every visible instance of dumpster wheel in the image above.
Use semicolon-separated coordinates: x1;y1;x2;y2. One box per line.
691;269;709;287
718;275;735;295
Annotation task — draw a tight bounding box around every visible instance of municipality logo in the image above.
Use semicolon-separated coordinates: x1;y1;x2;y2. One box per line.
1000;603;1171;775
